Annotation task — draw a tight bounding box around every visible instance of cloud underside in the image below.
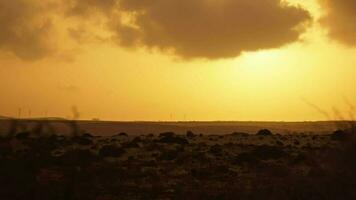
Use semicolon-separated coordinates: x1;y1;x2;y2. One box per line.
113;0;312;59
0;0;53;60
319;0;356;45
2;0;353;61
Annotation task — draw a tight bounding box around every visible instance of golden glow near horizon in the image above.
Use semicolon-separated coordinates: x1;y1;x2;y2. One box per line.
0;0;355;121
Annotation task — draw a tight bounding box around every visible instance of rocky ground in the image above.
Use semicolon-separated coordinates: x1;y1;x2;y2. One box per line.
1;128;356;200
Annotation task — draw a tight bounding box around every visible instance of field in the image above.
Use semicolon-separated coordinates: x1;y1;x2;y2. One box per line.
0;119;355;199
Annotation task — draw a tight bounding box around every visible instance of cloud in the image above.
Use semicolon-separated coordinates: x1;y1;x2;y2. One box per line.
58;84;80;93
0;0;312;61
319;0;356;45
65;0;118;17
0;0;55;60
112;0;311;59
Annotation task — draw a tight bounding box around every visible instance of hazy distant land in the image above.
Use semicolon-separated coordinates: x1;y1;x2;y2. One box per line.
0;119;347;136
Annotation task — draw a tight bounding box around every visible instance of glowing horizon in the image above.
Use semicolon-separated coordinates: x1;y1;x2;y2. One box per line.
0;0;355;121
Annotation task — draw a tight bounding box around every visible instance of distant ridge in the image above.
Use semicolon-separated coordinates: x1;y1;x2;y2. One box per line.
0;115;13;119
29;117;68;121
0;116;68;121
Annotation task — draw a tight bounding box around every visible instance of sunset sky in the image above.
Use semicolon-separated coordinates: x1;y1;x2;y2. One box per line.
0;0;355;121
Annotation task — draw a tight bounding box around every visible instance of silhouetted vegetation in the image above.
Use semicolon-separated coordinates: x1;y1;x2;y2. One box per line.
256;129;273;136
1;118;356;199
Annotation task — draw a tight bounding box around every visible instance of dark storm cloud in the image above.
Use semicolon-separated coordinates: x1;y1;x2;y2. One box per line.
319;0;356;45
0;0;54;60
112;0;311;59
0;0;312;60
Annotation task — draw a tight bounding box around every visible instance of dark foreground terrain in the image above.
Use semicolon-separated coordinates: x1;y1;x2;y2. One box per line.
1;121;356;200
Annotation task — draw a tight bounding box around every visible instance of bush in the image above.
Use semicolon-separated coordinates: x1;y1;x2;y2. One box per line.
72;136;93;146
209;145;223;156
186;131;196;138
60;149;97;166
233;145;287;165
15;131;30;140
117;132;128;137
159;150;179;161
231;132;249;137
159;132;175;137
331;129;349;141
256;129;273;136
158;136;189;145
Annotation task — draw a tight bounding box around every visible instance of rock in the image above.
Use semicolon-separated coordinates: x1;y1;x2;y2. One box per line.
256;129;273;136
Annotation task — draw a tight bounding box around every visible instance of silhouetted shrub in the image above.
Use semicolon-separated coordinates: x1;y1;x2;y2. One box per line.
256;129;273;136
132;136;142;143
0;140;12;157
118;132;128;137
186;131;196;138
158;136;189;145
159;150;179;161
234;145;287;165
15;131;30;140
123;137;141;148
254;145;288;160
231;132;249;137
331;129;349;141
159;132;175;137
82;132;94;138
291;153;307;165
60;149;97;166
209;145;223;156
191;168;213;179
72;136;93;146
233;152;259;165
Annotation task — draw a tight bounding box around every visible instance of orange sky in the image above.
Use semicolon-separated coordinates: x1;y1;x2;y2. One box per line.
0;0;355;121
